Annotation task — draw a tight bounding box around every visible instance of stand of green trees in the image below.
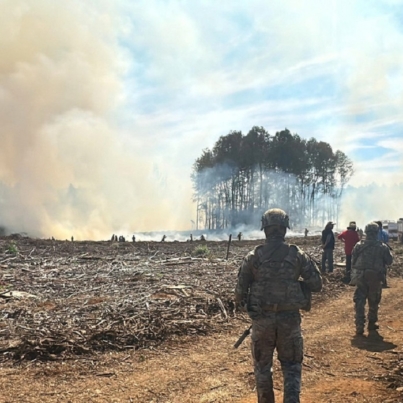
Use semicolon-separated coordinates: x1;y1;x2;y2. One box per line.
191;127;354;230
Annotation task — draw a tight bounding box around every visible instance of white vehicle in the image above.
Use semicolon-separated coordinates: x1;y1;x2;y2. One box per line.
398;218;403;242
383;220;398;240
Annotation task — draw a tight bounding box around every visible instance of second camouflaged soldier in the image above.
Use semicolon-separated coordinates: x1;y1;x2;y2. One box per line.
351;222;393;335
235;208;322;403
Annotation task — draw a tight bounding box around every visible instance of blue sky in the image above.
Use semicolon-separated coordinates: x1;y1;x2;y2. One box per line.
1;0;403;236
116;0;403;184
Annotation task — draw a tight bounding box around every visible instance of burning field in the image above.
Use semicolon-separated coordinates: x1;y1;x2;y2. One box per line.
1;235;403;402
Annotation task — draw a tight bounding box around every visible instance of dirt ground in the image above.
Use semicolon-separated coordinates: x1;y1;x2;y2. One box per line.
1;237;403;403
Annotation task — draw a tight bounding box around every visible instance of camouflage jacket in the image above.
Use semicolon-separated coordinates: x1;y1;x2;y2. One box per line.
352;240;393;272
235;238;322;317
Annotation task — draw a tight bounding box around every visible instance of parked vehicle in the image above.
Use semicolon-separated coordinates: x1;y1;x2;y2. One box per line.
383;220;398;240
398;218;403;242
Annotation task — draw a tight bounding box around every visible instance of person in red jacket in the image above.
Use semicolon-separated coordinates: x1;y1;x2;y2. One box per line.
338;221;360;283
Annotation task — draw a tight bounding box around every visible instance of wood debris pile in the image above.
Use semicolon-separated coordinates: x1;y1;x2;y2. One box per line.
1;234;398;362
0;237;243;362
373;352;403;390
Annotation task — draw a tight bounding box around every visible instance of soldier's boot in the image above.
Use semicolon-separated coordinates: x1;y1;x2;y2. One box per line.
257;389;275;403
342;275;351;284
256;382;275;403
355;326;364;336
368;322;379;331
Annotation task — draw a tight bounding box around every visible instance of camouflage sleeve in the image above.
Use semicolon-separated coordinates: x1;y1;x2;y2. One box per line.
352;242;362;266
384;246;393;266
234;250;256;304
296;247;322;292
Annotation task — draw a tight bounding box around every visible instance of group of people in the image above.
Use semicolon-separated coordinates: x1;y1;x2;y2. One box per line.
235;208;394;403
110;234;133;242
321;220;359;281
321;220;390;284
110;233;209;243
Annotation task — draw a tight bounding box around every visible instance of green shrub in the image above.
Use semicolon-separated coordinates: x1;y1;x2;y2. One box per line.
193;244;210;256
6;242;18;255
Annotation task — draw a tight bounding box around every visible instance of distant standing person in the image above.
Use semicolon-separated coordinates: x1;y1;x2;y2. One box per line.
132;235;136;242
237;232;242;241
351;222;393;335
376;221;389;243
321;221;335;273
304;228;309;238
338;221;360;283
376;221;391;288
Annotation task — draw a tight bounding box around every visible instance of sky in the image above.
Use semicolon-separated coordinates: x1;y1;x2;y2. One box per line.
0;0;403;238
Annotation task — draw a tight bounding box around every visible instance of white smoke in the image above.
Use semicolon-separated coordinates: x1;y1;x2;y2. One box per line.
2;1;402;240
0;0;193;239
338;184;403;230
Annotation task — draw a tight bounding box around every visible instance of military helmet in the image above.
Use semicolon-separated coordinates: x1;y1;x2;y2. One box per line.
365;222;379;235
261;208;290;230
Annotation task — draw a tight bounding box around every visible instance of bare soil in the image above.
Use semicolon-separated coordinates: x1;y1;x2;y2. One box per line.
1;236;403;402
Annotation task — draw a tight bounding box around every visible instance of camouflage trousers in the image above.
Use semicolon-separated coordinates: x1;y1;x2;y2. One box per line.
251;311;302;403
353;270;383;332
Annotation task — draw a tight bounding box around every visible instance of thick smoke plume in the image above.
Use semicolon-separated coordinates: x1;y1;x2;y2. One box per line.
0;1;193;239
338;184;403;231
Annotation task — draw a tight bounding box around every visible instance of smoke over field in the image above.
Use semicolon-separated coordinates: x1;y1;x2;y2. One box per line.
338;184;403;230
0;1;193;239
1;1;402;240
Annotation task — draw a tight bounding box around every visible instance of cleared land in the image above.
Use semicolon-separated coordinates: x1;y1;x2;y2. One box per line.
1;235;403;402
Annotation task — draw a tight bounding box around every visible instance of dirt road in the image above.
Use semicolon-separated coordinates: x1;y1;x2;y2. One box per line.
1;277;403;403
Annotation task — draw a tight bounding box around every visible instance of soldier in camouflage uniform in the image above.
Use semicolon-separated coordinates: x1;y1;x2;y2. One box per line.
351;222;393;335
235;208;322;403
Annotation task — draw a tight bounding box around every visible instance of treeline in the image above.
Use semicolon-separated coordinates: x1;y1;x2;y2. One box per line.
191;127;354;230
